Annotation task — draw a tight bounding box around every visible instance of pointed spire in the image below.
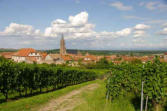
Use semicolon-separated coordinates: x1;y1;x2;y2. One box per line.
86;52;89;56
77;50;82;56
61;33;64;39
60;33;67;55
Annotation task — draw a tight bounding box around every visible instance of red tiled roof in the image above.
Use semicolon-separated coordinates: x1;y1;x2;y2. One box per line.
84;55;97;61
72;56;84;61
61;54;85;61
13;48;36;57
61;55;72;61
1;52;15;59
40;52;47;59
165;53;167;55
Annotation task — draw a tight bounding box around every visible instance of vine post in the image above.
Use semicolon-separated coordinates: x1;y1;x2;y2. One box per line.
140;81;144;111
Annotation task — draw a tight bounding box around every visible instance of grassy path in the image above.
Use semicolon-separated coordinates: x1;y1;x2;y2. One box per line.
0;80;98;111
73;80;136;111
38;83;99;111
0;79;137;111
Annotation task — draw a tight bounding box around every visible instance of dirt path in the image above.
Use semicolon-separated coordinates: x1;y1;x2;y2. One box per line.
38;83;99;111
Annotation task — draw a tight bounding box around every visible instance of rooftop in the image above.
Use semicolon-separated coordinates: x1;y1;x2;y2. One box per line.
13;48;36;57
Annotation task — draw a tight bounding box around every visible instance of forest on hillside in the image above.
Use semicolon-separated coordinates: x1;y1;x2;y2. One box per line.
41;49;167;56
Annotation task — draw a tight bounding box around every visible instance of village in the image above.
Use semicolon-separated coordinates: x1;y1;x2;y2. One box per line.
0;35;167;65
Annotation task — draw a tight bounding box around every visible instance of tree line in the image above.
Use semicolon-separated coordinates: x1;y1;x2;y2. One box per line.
0;57;97;101
106;57;167;111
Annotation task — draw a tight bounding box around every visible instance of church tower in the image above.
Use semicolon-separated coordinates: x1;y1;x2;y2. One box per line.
60;34;67;55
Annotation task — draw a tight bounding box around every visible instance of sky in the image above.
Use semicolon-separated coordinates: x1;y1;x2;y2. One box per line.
0;0;167;50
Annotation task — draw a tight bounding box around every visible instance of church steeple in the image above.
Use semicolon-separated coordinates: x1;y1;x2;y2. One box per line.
60;34;67;55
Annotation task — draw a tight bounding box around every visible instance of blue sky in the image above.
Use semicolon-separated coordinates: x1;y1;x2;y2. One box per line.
0;0;167;50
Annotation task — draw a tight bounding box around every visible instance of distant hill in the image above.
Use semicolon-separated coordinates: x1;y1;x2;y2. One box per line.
40;49;167;56
0;48;18;52
0;48;166;56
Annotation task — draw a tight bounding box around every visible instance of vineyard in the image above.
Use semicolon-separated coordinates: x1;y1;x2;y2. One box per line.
0;57;97;101
0;56;167;111
106;57;167;111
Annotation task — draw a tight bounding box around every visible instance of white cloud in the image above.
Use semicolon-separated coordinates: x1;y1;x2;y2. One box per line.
0;12;157;50
21;41;31;45
110;1;133;11
0;11;133;40
132;41;167;49
132;38;145;43
158;23;167;35
0;23;41;36
158;28;167;35
0;11;166;50
115;28;132;36
44;27;57;37
132;24;150;38
44;11;133;39
69;11;88;26
0;12;152;48
52;19;67;24
133;30;145;37
134;24;150;30
96;28;132;38
145;19;167;24
44;12;96;38
124;15;147;20
123;15;167;25
146;2;157;10
162;23;167;27
140;2;167;11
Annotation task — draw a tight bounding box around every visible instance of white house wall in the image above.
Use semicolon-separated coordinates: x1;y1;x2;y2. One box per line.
45;55;53;61
28;53;40;57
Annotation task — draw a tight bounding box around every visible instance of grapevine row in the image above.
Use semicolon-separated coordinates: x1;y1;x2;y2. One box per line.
0;57;97;101
106;57;167;110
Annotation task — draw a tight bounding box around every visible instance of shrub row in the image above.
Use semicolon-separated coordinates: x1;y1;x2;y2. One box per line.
0;57;97;100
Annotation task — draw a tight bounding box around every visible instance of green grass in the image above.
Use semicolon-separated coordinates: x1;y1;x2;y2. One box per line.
0;79;139;111
73;80;136;111
0;80;98;111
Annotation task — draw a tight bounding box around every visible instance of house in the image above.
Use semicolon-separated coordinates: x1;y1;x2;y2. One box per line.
45;54;65;64
12;48;46;63
164;53;167;61
83;54;98;63
0;52;15;59
104;55;117;61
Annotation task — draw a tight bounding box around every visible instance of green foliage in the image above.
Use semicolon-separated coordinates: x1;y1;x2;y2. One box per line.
106;57;167;110
106;63;143;100
0;57;97;101
143;57;167;105
130;59;142;64
95;58;110;69
83;58;113;69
